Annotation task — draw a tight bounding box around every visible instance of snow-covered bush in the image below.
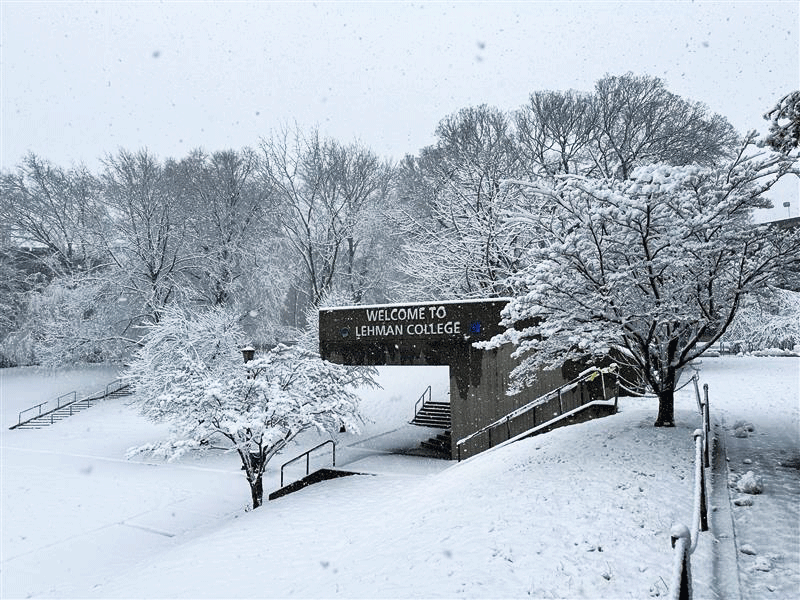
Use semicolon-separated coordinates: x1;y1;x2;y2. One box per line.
125;304;377;509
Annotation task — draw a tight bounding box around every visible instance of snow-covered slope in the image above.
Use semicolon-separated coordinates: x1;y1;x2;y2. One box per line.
1;358;797;598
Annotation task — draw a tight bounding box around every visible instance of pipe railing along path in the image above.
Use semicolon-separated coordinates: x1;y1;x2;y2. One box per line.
412;385;432;421
668;375;712;600
279;439;336;487
456;364;619;461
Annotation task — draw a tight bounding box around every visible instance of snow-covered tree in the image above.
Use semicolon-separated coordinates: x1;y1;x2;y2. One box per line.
0;153;105;273
764;91;800;154
590;73;738;179
721;288;800;351
24;272;136;366
515;89;597;178
396;105;529;299
514;75;738;181
101;149;193;324
485;134;800;426
178;148;268;306
0;251;33;366
125;305;376;509
259;126;395;315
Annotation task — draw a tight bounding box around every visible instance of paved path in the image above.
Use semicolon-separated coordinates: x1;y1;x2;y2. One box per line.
701;357;800;600
719;412;800;599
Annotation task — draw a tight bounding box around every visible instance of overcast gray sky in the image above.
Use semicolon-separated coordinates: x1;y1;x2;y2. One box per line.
1;0;798;217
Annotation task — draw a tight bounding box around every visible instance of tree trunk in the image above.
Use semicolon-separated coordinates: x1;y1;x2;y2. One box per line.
655;387;676;427
250;475;264;509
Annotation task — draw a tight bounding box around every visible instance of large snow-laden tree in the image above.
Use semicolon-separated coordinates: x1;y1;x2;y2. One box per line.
0;153;106;274
101;149;193;325
485;134;800;426
514;89;597;178
513;74;738;181
590;73;739;179
178;148;268;307
125;306;376;509
259;126;395;314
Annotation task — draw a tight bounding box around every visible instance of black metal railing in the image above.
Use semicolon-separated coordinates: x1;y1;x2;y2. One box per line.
412;385;432;421
456;364;619;461
10;378;130;429
16;401;49;426
668;377;711;600
279;439;336;487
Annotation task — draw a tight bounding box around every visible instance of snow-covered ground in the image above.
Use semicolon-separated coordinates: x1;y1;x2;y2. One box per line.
0;357;797;598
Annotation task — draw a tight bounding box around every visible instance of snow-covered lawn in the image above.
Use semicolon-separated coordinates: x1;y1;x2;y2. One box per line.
1;357;797;598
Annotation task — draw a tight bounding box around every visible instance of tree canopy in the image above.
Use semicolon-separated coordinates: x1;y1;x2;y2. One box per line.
125;305;377;508
481;134;800;425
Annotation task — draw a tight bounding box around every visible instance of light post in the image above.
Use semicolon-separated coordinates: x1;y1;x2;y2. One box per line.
240;346;255;363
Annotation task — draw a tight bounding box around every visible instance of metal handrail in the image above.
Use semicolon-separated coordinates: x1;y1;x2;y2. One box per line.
11;378;129;429
17;401;49;425
456;364;618;460
413;385;432;420
57;391;77;408
279;439;336;487
105;378;130;396
668;383;712;600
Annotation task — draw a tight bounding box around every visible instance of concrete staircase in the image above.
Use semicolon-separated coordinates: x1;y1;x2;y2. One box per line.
419;430;452;459
10;381;132;430
410;400;451;429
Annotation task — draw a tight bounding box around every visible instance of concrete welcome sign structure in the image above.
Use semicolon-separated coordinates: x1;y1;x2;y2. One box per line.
320;298;609;459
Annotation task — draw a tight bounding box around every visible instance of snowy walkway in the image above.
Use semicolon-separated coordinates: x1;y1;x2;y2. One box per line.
699;356;800;599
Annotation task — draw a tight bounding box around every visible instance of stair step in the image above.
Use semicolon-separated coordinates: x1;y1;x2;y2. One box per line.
414;415;450;422
412;398;451;430
421;440;447;451
412;416;451;424
418;429;452;458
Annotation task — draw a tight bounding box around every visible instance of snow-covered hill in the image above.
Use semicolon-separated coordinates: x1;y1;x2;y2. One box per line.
1;358;797;598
